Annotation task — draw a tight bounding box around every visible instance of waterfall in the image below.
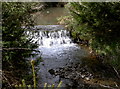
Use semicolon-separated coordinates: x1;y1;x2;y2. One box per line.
27;25;73;47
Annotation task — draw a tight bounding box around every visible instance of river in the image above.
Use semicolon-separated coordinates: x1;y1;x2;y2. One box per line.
32;7;69;25
30;7;119;88
28;25;88;87
31;7;88;87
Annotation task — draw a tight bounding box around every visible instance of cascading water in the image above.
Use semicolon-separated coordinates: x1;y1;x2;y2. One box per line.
36;29;72;47
28;25;74;47
28;25;87;87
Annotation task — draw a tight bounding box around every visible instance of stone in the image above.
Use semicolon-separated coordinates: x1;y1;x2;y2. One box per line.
48;69;55;75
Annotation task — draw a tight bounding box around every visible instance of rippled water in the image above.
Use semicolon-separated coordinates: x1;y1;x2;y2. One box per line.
28;25;88;87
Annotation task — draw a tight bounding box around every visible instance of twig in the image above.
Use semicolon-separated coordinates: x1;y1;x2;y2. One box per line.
2;72;12;87
113;67;120;79
114;82;119;88
2;48;32;50
99;84;116;89
1;48;38;52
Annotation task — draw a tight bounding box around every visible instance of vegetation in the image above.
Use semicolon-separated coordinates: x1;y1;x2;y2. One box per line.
2;2;39;88
63;2;120;74
2;2;63;88
2;1;120;89
15;60;62;89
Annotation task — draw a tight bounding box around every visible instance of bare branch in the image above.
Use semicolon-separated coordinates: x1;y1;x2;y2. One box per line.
1;48;35;51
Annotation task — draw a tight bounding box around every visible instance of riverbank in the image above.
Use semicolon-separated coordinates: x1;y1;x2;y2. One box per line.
53;56;120;89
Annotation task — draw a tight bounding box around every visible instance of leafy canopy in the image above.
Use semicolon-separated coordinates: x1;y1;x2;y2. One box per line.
2;2;38;77
69;2;120;69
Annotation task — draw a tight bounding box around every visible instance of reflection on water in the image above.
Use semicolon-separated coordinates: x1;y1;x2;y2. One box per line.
32;7;69;25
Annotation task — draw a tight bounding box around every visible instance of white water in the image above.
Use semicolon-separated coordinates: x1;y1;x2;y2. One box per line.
27;25;76;48
27;25;87;87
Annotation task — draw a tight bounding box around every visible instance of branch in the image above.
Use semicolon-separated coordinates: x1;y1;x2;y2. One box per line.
113;67;120;79
2;71;12;87
2;48;35;51
99;84;116;89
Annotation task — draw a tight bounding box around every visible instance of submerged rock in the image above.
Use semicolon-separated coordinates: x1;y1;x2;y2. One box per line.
48;69;55;75
53;61;120;89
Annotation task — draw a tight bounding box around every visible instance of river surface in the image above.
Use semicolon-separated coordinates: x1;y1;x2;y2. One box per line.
29;7;120;89
32;7;69;25
31;7;88;87
28;25;88;87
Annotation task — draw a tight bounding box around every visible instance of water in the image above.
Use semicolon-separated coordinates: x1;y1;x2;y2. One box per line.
32;7;69;25
28;25;87;87
29;7;120;88
31;7;87;87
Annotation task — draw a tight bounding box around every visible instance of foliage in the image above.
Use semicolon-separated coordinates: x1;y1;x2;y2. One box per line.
2;2;38;87
58;15;74;28
67;2;120;70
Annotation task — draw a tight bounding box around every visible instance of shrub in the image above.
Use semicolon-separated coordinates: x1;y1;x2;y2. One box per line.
2;2;38;87
67;2;120;71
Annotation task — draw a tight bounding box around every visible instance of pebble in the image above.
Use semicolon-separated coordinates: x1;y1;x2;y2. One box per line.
81;75;85;78
46;11;50;13
85;77;90;81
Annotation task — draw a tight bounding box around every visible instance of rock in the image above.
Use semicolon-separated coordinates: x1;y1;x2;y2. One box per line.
46;11;50;14
94;81;98;83
48;69;55;75
60;75;65;78
85;77;90;81
42;63;44;66
81;75;85;78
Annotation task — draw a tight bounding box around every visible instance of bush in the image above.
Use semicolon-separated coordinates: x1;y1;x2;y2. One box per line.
2;2;38;87
67;2;120;71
